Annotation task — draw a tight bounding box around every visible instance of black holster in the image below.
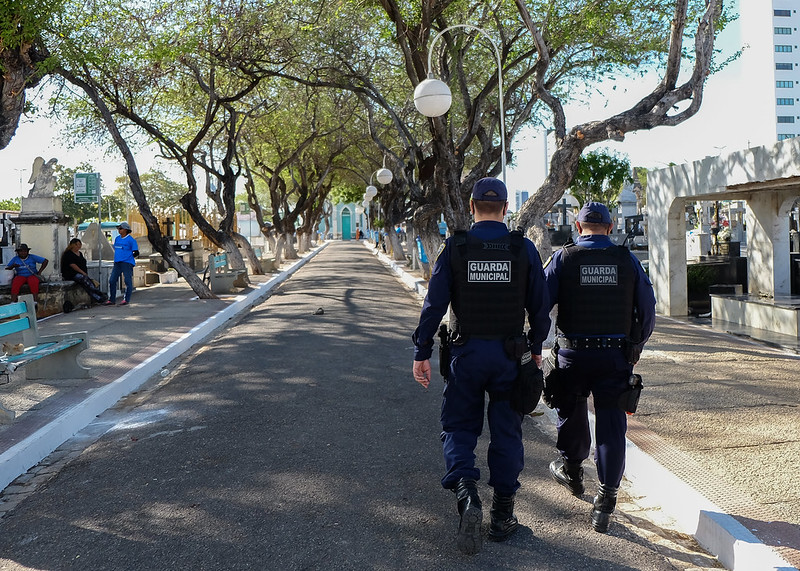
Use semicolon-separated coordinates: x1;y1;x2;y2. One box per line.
618;373;643;413
438;324;451;380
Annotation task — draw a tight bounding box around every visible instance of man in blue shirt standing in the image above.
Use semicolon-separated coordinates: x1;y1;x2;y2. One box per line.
412;178;550;555
105;222;139;306
543;201;656;533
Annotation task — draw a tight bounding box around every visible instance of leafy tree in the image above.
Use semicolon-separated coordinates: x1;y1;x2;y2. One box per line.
49;0;310;294
279;0;730;258
0;0;60;148
514;0;731;254
242;79;361;260
0;198;20;210
329;182;364;205
569;150;632;207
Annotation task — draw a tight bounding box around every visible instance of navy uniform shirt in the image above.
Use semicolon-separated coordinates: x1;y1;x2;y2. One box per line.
412;221;551;360
544;234;656;351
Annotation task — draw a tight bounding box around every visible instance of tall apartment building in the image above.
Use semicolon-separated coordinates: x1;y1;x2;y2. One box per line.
740;1;800;143
514;190;529;212
773;5;800;140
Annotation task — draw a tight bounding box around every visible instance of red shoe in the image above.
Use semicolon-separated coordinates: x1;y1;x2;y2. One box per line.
119;300;129;306
104;300;115;306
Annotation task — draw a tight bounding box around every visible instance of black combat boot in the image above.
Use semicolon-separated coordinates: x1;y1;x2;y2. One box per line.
549;458;585;496
454;478;482;555
487;491;518;541
591;484;618;533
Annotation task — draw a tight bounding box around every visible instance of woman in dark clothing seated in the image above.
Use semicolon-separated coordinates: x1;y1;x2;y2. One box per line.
61;238;107;305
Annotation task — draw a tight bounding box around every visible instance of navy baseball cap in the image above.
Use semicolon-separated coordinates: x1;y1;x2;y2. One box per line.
577;201;612;224
472;178;507;202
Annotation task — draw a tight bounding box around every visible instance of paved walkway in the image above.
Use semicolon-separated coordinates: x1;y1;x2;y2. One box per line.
0;240;796;570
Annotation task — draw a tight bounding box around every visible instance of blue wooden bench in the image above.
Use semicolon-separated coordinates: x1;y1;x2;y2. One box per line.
0;294;89;381
204;253;247;294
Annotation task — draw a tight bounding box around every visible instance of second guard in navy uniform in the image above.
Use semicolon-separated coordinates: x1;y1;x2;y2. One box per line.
543;201;656;533
412;178;550;555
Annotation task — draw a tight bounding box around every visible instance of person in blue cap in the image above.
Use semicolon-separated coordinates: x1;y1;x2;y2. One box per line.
412;177;550;555
105;222;139;306
542;201;656;533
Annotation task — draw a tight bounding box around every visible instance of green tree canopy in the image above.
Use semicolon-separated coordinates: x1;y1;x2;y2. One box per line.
569;150;632;207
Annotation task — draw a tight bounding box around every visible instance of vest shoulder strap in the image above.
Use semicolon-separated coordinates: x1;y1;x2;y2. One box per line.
452;230;468;257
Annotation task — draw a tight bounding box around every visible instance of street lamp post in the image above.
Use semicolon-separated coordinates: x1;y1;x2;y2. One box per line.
413;24;506;183
13;169;28;200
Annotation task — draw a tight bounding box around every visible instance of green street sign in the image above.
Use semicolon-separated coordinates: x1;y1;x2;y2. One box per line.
74;172;101;204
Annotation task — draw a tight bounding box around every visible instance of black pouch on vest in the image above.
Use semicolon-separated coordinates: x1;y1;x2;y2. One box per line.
511;351;544;415
618;374;643;413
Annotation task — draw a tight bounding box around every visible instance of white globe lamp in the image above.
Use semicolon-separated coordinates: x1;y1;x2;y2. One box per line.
365;185;378;199
375;168;393;185
414;76;452;117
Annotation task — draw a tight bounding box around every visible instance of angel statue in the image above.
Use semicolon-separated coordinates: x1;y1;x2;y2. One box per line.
27;157;58;198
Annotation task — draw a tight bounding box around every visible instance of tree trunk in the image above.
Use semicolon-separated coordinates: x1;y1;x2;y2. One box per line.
283;232;298;260
274;235;286;266
63;69;215;298
232;231;263;275
385;225;406;262
296;230;309;253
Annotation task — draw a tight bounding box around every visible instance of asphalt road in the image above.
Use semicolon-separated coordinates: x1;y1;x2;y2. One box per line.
0;242;719;570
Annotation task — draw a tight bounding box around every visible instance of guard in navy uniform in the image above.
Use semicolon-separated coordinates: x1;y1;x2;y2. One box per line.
543;201;656;533
412;178;550;555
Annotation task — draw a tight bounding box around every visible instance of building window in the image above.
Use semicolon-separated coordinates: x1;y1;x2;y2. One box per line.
775;9;792;16
777;98;795;105
778;116;796;123
777;62;794;70
776;45;793;52
776;27;793;35
777;80;795;88
778;134;796;140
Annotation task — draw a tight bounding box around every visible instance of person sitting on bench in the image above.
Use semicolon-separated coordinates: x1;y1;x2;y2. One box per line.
61;238;108;305
6;244;48;303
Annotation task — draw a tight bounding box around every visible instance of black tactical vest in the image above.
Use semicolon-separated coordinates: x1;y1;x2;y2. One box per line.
556;244;635;336
449;230;529;338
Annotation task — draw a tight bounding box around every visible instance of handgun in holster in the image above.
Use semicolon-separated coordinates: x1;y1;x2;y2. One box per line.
618;373;643;413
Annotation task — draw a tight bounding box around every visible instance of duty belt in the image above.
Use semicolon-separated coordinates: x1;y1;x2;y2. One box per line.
558;336;626;350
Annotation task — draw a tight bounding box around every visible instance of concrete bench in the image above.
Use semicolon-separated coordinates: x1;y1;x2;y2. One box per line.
0;294;90;381
204;253;247;294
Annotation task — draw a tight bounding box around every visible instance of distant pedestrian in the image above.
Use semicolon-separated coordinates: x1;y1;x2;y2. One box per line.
412;178;550;555
6;243;48;303
61;238;107;305
543;201;656;533
105;222;139;306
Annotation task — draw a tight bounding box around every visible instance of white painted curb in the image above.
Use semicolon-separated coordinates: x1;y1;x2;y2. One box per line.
0;243;327;491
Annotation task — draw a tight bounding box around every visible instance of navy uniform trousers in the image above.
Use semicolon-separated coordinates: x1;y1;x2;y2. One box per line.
555;346;631;488
440;338;523;496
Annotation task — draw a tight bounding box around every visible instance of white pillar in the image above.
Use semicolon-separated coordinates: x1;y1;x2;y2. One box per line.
745;191;795;297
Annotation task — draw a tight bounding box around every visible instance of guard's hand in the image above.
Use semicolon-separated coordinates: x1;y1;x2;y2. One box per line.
413;359;431;389
533;354;542;368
